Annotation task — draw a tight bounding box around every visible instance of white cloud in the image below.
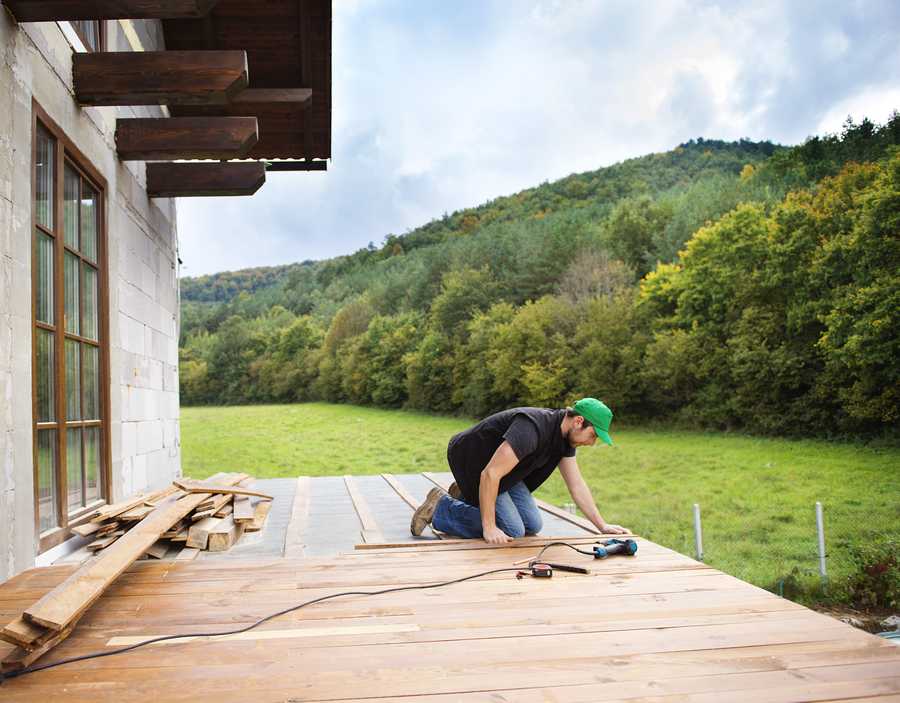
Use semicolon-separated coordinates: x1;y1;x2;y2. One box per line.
176;0;900;276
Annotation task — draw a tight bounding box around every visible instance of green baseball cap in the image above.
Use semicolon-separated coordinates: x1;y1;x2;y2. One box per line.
573;398;614;445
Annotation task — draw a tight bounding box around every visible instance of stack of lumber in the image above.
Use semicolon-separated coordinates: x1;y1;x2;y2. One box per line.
68;475;273;557
0;473;272;672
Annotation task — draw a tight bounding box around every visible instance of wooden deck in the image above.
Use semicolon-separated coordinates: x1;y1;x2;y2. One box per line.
2;473;898;700
2;537;899;699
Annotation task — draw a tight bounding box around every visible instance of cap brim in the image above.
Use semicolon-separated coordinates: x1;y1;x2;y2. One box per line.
595;427;613;446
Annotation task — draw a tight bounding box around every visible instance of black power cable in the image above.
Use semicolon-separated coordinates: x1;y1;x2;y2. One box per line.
0;565;533;683
531;541;597;562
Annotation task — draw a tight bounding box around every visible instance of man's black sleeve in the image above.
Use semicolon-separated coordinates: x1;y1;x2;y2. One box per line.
502;415;539;461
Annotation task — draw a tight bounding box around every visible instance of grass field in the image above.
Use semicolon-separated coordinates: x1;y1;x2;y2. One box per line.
181;402;900;604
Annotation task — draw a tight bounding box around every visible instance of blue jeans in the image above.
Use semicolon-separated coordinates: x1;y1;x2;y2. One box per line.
432;481;543;538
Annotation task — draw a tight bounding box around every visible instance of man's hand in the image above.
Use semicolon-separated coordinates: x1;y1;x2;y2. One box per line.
483;525;513;544
600;523;629;535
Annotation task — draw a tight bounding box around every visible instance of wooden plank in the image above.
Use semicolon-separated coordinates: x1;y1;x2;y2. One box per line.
86;530;125;551
533;497;602;535
186;516;222;550
283;476;309;555
245;499;272;533
106;623;421;647
144;541;170;560
146;162;266;198
70;520;102;538
119;505;154;522
231;88;313;105
207;516;244;553
89;493;147;523
116;116;258;161
233;495;254;523
421;471;452;491
213;502;234;519
143;484;179;506
380;474;419;510
22;472;242;631
173;480;273;500
1;623;74;672
74;50;248;106
0;616;48;650
174;546;200;562
343;475;386;544
3;1;220;21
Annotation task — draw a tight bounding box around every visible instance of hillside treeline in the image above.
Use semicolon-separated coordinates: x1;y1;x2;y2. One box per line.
180;116;900;438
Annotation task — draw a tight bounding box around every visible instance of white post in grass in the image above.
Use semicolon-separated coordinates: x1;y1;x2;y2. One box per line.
693;503;703;562
816;501;827;579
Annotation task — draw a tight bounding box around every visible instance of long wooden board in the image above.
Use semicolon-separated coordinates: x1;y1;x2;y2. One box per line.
283;477;309;556
343;475;386;544
173;480;272;500
22;473;245;631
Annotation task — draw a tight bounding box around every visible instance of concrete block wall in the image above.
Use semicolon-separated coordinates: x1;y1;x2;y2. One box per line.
0;14;181;581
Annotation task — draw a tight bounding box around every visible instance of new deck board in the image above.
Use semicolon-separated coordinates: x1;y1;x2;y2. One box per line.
1;532;898;701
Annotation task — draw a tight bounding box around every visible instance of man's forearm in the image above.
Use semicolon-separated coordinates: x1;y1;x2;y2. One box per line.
479;474;500;531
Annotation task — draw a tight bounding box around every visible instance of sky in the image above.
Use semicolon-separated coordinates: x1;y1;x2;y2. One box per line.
176;0;900;277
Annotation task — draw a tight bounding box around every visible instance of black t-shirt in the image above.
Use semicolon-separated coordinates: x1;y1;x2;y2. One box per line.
446;407;576;505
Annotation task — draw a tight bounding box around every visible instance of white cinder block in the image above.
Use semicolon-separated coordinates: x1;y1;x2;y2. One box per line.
136;419;163;455
120;420;137;459
132;453;147;494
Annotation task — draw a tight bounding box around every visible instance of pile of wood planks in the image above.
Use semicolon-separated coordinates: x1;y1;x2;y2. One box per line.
0;472;272;672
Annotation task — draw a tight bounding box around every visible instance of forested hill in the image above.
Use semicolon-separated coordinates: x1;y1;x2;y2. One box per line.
179;116;900;439
181;138;778;306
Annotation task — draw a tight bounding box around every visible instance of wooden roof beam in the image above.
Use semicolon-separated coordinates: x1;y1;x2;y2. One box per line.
116;116;258;161
231;88;313;107
3;1;220;21
147;162;265;198
264;160;327;172
74;50;247;106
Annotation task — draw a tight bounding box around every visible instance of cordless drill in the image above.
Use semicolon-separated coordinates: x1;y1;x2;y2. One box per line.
592;538;638;558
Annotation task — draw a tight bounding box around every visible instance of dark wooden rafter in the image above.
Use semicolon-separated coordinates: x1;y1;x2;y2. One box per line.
3;0;220;21
264;160;326;172
232;89;312;107
115;116;258;160
73;50;248;106
146;162;265;198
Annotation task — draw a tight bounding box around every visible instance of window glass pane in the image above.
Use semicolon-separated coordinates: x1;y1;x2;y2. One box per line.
83;344;99;420
37;429;58;533
65;251;80;334
66;339;81;421
84;427;100;503
36;231;54;325
35;126;54;229
83;264;98;341
37;329;55;422
81;182;98;261
64;165;79;250
66;428;84;511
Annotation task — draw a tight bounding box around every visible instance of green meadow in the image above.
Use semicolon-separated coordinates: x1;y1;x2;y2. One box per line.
181;403;900;604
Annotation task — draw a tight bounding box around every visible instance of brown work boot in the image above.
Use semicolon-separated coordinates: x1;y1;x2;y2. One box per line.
411;487;444;536
448;482;462;500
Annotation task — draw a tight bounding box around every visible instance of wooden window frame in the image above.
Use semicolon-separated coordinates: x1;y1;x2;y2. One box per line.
31;100;112;553
69;20;105;53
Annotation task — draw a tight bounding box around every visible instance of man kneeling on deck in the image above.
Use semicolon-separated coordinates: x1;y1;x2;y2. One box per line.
411;398;630;544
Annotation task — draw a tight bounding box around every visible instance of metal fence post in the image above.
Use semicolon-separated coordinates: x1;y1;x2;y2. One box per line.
816;501;827;580
693;503;703;562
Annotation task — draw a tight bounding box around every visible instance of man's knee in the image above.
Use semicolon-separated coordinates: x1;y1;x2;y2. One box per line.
523;512;543;536
500;521;526;539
